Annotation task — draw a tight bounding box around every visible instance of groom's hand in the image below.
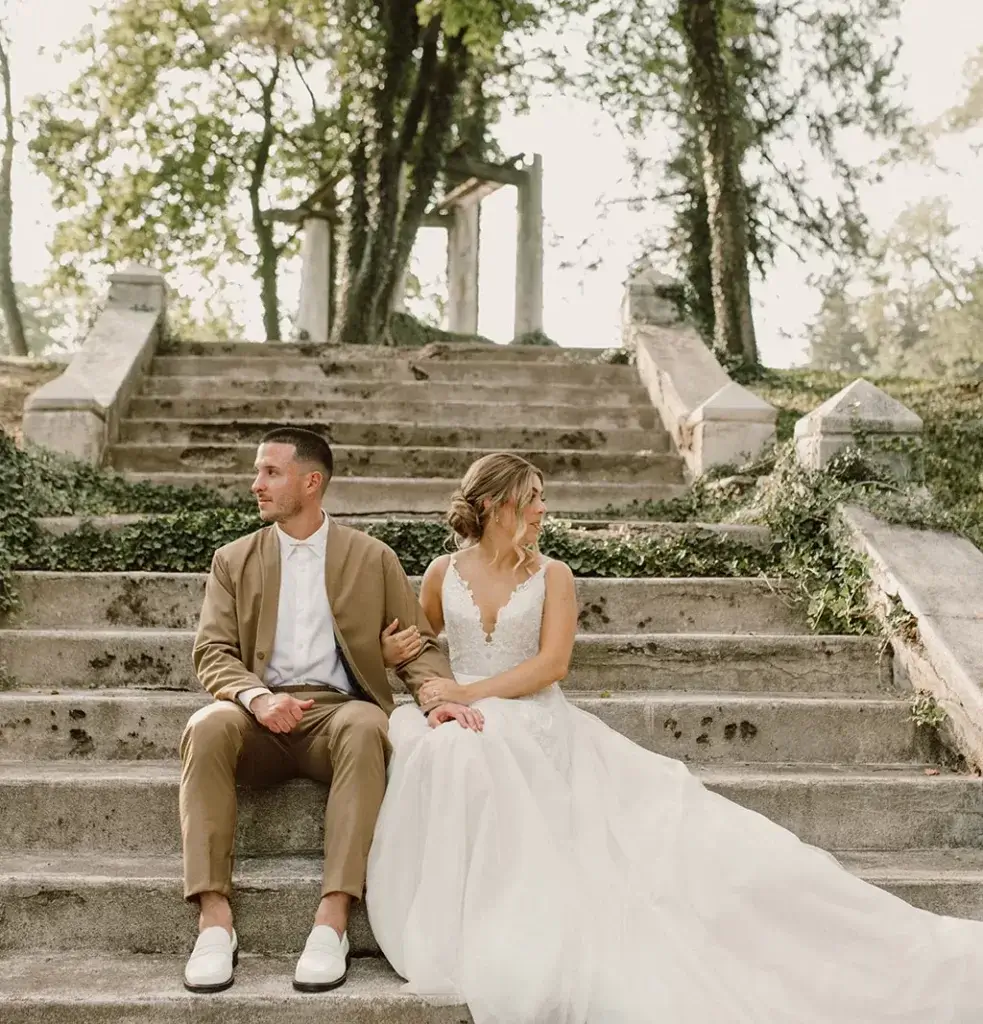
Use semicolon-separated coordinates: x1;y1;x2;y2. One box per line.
427;702;484;732
252;693;315;734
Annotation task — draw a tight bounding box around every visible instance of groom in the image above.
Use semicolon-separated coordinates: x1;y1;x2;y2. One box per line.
180;426;482;994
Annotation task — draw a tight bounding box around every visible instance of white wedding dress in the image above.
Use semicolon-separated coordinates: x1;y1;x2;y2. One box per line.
366;558;983;1023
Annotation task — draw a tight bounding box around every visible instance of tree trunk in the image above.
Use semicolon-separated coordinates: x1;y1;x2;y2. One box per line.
332;18;470;346
378;35;469;328
0;33;26;356
249;69;281;342
679;0;758;366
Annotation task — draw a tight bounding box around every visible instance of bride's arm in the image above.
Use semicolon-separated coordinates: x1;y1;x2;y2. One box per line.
418;554;449;635
458;560;577;702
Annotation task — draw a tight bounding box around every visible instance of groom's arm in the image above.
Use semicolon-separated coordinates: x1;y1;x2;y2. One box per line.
193;551;268;703
381;547;453;707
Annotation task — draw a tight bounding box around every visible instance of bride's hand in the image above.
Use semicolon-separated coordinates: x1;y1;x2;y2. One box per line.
381;618;423;668
420;677;469;706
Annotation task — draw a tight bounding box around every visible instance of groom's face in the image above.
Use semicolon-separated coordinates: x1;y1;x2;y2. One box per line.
251;442;306;522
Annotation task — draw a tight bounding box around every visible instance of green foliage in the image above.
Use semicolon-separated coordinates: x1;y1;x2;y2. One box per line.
910;692;948;731
0;282;89;355
28;0;342;339
578;0;909;345
746;367;983;551
806;199;983;378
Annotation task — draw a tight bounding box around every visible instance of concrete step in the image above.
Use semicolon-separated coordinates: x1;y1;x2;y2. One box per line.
127;396;661;431
118;474;687;514
0;952;467;1023
117;417;668;453
107;443;685;485
163;339;613;362
151;354;638;387
0;761;976;854
0;629;886;696
139;376;652;409
3;849;983;962
0;690;931;765
4;573;809;635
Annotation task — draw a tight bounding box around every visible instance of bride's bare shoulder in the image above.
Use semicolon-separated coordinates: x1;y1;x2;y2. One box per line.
422;553;453;586
542;558;575;587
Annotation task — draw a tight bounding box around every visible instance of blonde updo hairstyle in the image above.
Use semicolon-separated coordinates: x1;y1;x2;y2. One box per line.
447;453;543;570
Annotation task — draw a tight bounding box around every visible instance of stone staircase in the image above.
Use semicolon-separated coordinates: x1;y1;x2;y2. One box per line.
107;341;687;514
3;340;983;1020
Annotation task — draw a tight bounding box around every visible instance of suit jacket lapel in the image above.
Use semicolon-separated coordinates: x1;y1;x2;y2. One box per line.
256;526;280;660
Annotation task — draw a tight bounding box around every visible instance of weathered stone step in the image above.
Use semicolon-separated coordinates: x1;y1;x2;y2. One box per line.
0;952;466;1024
0;691;929;765
2;850;982;963
0;761;976;854
119;474;687;514
151;354;637;387
118;418;667;453
107;443;685;485
128;396;660;431
140;376;653;409
163;339;612;362
0;630;886;696
4;573;807;635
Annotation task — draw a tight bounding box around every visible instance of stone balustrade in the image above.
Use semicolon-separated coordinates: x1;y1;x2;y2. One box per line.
22;264;167;464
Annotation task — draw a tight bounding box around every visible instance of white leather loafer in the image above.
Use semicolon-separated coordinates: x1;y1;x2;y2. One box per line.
184;926;239;993
293;925;349;992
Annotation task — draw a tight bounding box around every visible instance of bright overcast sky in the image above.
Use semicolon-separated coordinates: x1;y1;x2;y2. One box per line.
7;0;983;366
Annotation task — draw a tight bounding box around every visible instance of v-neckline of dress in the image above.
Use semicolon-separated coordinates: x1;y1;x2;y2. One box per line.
450;556;547;645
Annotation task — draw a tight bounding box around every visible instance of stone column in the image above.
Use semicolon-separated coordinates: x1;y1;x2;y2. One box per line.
296;215;332;344
447;203;480;334
514;153;544;337
794;378;924;481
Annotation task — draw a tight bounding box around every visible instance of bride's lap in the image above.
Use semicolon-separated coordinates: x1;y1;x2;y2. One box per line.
388;696;541;749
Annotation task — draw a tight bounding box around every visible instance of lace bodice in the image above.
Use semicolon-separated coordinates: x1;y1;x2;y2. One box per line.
442;555;548;683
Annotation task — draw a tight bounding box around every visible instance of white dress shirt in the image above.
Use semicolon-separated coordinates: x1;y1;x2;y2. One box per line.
239;513;354;712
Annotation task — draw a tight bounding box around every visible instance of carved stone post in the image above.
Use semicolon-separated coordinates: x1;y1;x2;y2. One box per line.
514;153;543;337
794;378;924;481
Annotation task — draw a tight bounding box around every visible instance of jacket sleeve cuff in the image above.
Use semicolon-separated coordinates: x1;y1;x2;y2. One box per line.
239;687;273;713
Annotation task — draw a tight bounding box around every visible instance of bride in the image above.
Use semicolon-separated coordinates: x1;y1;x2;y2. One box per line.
366;452;983;1023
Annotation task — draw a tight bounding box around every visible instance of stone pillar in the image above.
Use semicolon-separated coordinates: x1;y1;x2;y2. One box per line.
514;153;543;337
794;378;924;481
296;215;332;344
447;203;480;334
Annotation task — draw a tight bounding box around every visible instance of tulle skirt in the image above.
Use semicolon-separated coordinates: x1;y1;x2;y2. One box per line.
366;683;983;1023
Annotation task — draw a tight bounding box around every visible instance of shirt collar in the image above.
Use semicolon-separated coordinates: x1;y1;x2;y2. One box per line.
275;512;329;559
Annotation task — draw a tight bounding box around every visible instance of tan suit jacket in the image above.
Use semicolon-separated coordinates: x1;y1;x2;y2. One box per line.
193;520;451;715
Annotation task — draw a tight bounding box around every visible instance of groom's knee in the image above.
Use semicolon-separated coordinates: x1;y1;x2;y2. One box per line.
331;702;391;765
181;700;248;764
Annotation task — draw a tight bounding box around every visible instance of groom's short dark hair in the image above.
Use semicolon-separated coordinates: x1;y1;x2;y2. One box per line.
261;427;334;486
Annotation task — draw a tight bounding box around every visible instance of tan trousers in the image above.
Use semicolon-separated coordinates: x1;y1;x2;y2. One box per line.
179;688;391;902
